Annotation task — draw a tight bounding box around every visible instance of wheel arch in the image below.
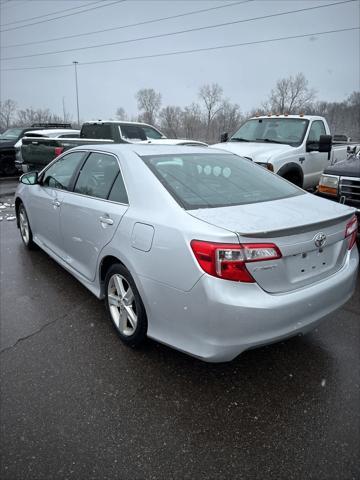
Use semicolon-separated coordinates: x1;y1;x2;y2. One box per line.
99;255;131;297
15;197;23;228
276;162;304;187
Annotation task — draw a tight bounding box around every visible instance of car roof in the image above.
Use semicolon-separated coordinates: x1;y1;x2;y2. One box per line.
72;143;228;157
250;115;324;121
83;120;160;128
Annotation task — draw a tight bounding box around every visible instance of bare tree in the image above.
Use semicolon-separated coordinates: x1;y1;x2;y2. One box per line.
115;107;127;120
159;106;182;138
136;88;161;125
213;100;242;141
15;107;67;126
181;103;203;140
198;83;223;141
266;73;316;114
0;99;17;130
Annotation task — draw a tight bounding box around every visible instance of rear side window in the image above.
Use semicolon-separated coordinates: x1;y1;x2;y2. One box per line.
108;173;128;204
81;124;113;139
74;152;119;199
42;152;85;191
142;153;303;210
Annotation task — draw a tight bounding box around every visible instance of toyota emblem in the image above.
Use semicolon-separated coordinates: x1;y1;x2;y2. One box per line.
314;232;327;248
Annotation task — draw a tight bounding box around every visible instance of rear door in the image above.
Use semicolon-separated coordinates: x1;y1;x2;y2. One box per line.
59;151;129;281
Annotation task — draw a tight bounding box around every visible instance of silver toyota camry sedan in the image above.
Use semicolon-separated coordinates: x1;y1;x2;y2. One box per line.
15;145;358;362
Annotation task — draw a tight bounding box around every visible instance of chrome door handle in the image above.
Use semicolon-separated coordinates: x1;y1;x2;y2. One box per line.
52;200;61;207
99;216;114;225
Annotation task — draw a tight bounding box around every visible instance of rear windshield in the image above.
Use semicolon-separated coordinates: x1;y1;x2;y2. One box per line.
142;153;303;209
81;124;113;139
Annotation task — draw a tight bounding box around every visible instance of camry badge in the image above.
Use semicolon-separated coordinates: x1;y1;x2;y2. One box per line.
314;232;327;248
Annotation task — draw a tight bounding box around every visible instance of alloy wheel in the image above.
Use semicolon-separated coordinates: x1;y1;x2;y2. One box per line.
107;274;137;336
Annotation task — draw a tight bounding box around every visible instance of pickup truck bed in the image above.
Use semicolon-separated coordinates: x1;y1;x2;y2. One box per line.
20;137;114;171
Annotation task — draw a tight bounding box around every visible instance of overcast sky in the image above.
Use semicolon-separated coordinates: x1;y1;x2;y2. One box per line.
0;0;359;122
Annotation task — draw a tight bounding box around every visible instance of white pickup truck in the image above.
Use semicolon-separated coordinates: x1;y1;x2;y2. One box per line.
212;115;349;189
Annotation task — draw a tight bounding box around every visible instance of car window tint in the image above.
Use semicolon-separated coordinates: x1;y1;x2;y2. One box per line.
42;152;85;190
74;152;119;199
108;172;128;204
120;125;147;141
308;121;326;142
142;153;303;210
80;124;112;139
142;126;163;139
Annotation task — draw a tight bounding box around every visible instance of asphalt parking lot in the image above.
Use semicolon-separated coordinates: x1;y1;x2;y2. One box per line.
0;198;359;480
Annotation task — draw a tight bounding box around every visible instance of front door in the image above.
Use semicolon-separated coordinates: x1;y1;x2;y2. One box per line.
29;151;86;256
303;120;329;188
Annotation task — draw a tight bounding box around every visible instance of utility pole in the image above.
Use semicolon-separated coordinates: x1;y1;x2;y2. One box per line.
62;96;66;122
73;61;80;126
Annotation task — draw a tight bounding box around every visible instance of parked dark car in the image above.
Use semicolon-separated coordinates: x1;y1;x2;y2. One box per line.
0;124;73;176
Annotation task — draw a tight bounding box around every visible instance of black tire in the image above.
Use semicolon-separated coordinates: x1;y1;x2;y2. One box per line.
282;171;303;188
18;203;37;250
104;263;147;347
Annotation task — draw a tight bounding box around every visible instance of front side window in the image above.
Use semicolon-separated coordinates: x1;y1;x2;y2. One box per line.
231;118;309;147
42;152;85;190
142;126;164;139
308;120;326;143
74;152;119;199
142;153;303;210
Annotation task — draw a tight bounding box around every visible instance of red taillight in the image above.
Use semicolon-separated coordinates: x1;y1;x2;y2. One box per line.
54;147;64;157
345;215;358;250
190;240;282;283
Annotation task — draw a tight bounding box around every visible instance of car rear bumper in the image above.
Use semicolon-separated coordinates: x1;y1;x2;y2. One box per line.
142;246;358;362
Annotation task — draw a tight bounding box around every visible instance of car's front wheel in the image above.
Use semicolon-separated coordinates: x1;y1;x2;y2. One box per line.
18;203;36;249
104;263;147;347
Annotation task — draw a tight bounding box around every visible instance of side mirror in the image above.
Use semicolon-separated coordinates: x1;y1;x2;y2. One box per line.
220;132;229;143
20;172;38;185
306;134;332;153
318;134;332;153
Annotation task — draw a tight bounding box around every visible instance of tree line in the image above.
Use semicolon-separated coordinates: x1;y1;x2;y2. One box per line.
1;73;359;142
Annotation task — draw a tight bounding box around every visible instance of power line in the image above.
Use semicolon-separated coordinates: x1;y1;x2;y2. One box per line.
0;1;28;8
1;0;354;61
0;0;126;32
1;1;251;49
1;27;358;72
0;0;104;27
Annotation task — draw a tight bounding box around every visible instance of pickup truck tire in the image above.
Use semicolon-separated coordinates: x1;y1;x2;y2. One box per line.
277;163;304;188
0;154;18;176
18;203;37;250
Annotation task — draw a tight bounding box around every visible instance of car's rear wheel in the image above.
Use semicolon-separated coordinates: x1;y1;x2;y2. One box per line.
105;264;147;347
18;203;36;249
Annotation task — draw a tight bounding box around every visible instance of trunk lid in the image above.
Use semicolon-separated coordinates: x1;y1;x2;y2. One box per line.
188;193;355;293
